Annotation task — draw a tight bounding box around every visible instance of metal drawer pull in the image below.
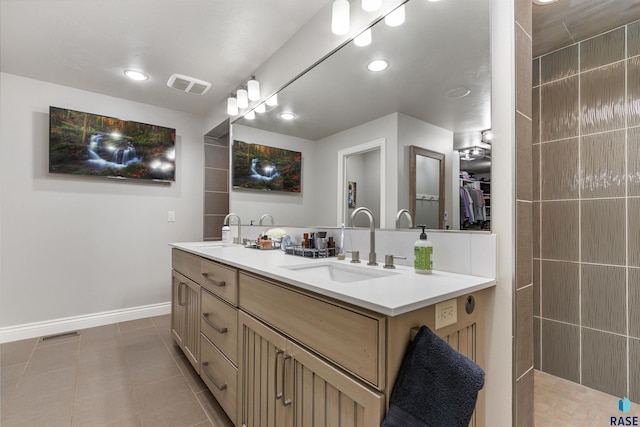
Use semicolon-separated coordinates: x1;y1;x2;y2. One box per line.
282;354;292;406
202;313;228;334
274;349;284;399
202;362;227;391
201;273;226;287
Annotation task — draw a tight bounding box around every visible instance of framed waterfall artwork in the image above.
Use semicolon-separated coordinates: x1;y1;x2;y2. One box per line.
348;181;356;208
49;106;176;182
232;140;301;192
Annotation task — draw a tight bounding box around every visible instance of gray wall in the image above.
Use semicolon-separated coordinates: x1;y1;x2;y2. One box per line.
533;20;640;402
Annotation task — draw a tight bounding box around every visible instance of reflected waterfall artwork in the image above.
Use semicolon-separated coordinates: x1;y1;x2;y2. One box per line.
232;140;301;192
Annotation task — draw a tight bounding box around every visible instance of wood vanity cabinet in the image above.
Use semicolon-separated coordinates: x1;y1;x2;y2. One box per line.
171;270;200;370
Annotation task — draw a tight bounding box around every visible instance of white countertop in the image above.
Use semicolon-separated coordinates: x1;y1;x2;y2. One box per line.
170;242;496;317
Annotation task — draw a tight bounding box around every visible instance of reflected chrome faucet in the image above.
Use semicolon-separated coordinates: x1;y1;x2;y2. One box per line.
395;209;413;229
349;207;377;266
259;213;274;226
223;213;242;244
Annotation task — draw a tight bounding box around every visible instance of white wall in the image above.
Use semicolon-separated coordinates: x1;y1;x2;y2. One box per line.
230;124;315;227
0;73;204;330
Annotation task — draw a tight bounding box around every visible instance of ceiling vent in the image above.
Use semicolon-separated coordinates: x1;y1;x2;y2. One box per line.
167;74;211;95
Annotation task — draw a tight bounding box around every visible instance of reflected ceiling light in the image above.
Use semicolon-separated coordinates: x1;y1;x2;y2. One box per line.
266;93;278;106
245;110;256;120
384;5;405;27
332;0;350;35
247;76;260;101
362;0;381;12
279;112;295;120
123;69;148;81
367;59;389;72
255;102;266;113
445;87;471;98
237;87;249;109
482;129;493;142
354;28;372;47
532;0;558;4
227;95;238;116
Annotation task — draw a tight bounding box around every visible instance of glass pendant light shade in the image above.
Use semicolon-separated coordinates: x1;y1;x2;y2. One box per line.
362;0;381;12
331;0;350;35
255;103;266;113
245;110;256;120
237;88;249;109
248;76;260;101
385;4;405;27
227;96;238;116
354;28;372;47
266;93;278;107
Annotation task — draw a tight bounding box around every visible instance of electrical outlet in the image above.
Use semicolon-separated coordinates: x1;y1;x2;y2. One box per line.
435;298;457;330
168;211;176;222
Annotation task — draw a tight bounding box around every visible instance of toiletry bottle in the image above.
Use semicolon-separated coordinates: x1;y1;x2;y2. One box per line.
222;225;231;243
414;225;433;274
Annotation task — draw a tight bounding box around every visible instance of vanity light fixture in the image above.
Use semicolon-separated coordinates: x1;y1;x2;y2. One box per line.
332;0;350;35
354;28;372;47
227;95;238;116
362;0;382;12
266;93;278;107
124;69;148;81
279;112;295;120
367;59;389;72
245;110;256;120
247;76;260;101
237;87;249;109
482;129;493;142
255;102;266;113
384;4;405;27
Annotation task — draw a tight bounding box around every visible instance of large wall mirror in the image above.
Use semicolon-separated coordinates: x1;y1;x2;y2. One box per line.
230;0;491;230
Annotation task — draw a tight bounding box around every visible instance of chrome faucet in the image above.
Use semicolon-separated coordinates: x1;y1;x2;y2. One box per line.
259;213;274;226
349;206;377;266
223;213;242;244
395;209;413;229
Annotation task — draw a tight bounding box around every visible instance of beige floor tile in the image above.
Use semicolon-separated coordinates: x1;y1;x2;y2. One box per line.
118;318;155;334
0;338;36;367
71;388;138;427
175;353;208;393
23;340;79;378
1;362;25;401
195;389;234;427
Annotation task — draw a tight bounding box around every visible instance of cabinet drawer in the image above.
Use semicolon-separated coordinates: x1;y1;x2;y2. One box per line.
172;248;200;280
198;259;238;306
201;335;237;425
239;272;384;389
201;289;238;364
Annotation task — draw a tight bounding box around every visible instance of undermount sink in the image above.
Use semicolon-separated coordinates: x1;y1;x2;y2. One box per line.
281;262;398;283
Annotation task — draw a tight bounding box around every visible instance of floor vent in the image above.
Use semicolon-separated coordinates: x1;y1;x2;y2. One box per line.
41;331;79;342
167;73;211;95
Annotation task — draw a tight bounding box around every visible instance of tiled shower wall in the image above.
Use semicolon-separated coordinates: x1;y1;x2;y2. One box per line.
203;133;229;240
533;21;640;401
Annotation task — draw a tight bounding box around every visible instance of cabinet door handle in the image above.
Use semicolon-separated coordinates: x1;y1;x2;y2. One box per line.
201;273;226;287
282;354;292;407
274;349;284;400
178;282;186;306
202;313;228;334
202;362;227;391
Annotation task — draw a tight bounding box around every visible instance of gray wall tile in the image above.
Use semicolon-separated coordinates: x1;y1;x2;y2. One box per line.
541;77;579;141
204;192;229;215
516;113;533;201
629;268;640;339
204;168;228;192
581;264;626;334
516;286;534;379
203;215;225;240
533;86;540;145
517;202;533;289
581;198;626;265
541;138;579;200
581;62;626;135
533;202;540;258
533;58;540;88
627;127;640;196
541;201;579;261
580;28;625;71
533;144;540;201
628;57;640;127
631;338;640;402
629;21;640;58
541;260;579;324
533;259;540;316
204;144;229;170
515;368;534;427
629;199;640;267
541;320;580;382
533;316;541;370
516;26;532;118
582;328;627;397
540;45;579;84
515;0;532;37
580;130;625;198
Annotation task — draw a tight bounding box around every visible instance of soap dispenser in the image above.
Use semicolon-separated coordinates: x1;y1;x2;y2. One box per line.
414;225;433;274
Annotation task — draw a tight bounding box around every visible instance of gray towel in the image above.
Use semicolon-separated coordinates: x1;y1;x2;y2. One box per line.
382;325;484;427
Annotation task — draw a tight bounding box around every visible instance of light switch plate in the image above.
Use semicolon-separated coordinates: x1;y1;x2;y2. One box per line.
435;298;457;330
168;211;176;222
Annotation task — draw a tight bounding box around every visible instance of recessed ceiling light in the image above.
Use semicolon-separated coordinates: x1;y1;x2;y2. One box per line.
124;69;148;81
279;112;296;120
367;59;389;72
532;0;558;4
445;87;471;98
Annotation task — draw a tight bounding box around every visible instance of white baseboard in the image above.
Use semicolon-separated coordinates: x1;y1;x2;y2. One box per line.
0;302;171;344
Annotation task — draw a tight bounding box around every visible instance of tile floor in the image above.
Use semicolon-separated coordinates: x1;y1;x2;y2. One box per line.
3;316;640;426
535;370;640;426
0;315;233;427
